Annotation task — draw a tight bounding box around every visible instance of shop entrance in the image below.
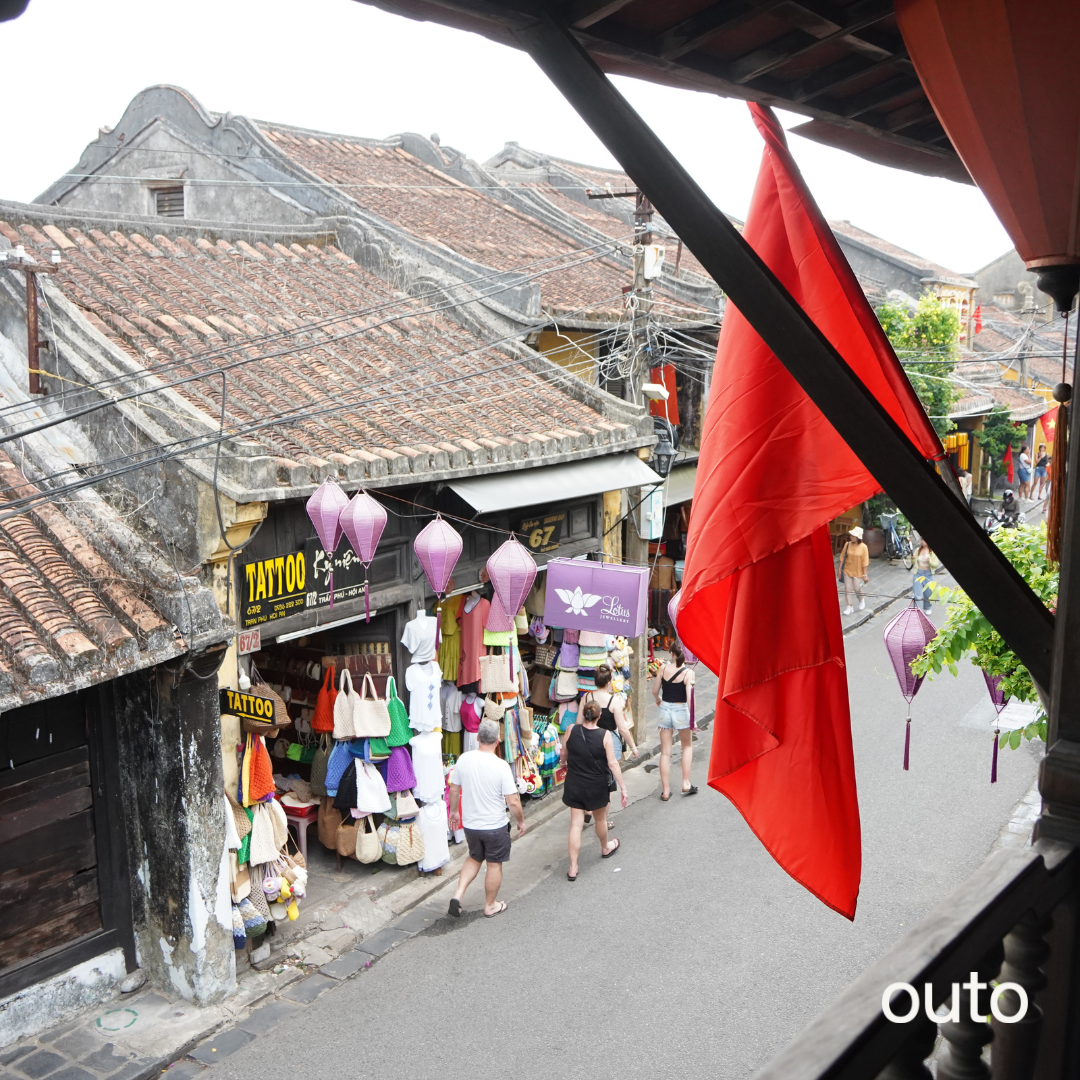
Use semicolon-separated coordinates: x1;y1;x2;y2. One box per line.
0;687;134;998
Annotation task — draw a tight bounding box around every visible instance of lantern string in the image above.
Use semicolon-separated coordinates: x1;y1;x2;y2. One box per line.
903;719;911;772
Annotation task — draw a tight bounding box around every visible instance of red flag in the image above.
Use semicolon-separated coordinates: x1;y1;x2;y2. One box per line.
678;105;942;920
974;304;983;334
1004;443;1014;483
648;364;680;425
1041;407;1058;444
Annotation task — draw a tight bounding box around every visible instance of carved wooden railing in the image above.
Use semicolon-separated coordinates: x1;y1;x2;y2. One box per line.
754;840;1080;1080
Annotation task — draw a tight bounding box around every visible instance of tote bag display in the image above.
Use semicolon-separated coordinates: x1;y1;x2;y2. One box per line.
355;815;383;864
385;676;412;747
354;673;392;738
479;651;515;693
354;759;392;814
311;665;337;734
334;669;360;740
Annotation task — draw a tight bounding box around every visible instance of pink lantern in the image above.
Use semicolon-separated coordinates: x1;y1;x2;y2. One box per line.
414;514;463;645
486;537;537;633
340;490;387;623
306;478;349;608
882;602;937;771
667;589;699;667
982;670;1010;784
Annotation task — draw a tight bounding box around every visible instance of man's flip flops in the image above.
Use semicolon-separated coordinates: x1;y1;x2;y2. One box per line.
485;901;508;918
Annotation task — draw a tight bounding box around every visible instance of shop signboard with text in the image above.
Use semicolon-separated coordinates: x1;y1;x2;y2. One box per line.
516;510;566;554
542;558;648;637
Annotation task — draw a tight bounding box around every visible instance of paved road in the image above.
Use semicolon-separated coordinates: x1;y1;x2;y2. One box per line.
213;596;1040;1080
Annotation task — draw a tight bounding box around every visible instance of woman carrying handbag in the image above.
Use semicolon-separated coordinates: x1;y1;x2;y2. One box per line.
559;700;627;881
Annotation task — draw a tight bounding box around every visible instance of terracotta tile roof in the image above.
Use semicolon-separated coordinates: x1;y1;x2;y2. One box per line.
0;449;190;706
829;220;977;287
1;220;640;487
258;128;635;318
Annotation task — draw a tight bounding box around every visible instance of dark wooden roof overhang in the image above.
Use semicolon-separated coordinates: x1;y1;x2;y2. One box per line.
359;0;970;184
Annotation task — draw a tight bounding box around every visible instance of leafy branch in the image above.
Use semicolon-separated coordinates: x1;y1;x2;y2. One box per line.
911;523;1055;745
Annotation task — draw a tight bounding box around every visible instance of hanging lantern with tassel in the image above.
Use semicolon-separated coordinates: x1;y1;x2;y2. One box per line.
339;490;387;623
882;601;937;770
305;478;349;609
982;670;1010;785
486;536;537;679
414;514;463;646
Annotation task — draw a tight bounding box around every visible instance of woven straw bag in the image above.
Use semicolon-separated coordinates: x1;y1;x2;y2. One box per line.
394;790;420;818
554;668;580;701
534;643;557;668
333;670;359;740
336;818;361;859
309;733;332;797
354;673;391;738
395;822;425;866
479;652;515;693
318;797;342;850
482;695;505;723
355;814;382;864
311;665;337;734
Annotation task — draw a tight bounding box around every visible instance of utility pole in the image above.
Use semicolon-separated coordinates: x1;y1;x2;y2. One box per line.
1;245;61;395
587;186;658;750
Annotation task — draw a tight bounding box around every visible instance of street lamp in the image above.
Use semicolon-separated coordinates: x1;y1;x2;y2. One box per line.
651;416;677;478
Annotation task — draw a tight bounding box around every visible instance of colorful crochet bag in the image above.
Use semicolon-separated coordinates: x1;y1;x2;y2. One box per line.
311;664;337;735
385;676;412;748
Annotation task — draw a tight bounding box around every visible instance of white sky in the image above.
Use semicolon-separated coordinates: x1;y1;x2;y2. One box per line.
1;0;1013;274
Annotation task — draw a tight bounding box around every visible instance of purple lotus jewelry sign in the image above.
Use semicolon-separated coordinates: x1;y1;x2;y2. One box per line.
543;559;648;636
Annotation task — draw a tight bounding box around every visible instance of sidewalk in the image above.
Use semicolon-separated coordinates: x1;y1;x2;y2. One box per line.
0;581;909;1080
838;554;939;634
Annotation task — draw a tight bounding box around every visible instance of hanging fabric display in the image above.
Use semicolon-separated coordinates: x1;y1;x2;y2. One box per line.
339;489;387;622
982;670;1010;784
305;477;349;608
882;602;937;770
414;514;463;648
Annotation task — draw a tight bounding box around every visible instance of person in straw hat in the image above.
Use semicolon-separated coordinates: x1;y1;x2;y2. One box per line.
839;526;869;616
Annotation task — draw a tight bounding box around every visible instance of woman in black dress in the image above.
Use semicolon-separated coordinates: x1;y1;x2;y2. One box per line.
560;700;628;880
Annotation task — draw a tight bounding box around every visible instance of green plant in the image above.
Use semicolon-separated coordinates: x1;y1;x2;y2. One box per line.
877;293;962;438
912;522;1054;746
974;406;1025;487
866;493;896;528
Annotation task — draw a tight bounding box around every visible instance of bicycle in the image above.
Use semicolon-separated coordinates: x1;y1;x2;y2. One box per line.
880;512;914;570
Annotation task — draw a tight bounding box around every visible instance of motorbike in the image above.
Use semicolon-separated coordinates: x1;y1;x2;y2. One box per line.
983;506;1026;534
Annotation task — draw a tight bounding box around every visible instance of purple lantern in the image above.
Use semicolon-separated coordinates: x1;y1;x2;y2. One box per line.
882;602;937;771
666;589;699;667
486;537;537;633
306;478;349;608
414;515;463;644
982;670;1010;784
340;490;387;623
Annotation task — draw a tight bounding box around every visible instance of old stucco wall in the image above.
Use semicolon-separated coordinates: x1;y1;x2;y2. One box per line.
113;660;235;1005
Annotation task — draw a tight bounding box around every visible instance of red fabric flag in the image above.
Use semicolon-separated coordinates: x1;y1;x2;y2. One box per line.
678;104;943;920
974;304;983;334
1004;443;1014;483
1041;407;1058;445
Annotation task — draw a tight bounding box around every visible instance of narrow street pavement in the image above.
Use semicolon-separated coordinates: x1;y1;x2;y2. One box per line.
199;589;1041;1080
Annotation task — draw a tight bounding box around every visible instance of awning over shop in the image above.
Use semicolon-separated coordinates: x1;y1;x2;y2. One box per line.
665;463;697;507
447;453;662;514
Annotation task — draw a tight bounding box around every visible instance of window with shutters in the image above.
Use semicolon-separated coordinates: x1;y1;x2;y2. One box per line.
154;185;185;217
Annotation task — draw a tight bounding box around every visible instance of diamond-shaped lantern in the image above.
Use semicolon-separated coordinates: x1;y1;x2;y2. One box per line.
982;670;1010;784
340;490;387;622
486;537;536;634
306;478;349;608
414;515;462;645
667;589;699;667
882;602;937;771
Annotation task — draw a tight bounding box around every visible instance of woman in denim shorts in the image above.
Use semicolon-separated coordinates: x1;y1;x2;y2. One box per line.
652;644;696;801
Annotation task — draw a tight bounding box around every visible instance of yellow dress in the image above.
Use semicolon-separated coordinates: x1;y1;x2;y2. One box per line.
438;594;464;682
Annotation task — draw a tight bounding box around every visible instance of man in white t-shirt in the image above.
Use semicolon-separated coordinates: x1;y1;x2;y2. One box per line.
447;718;526;918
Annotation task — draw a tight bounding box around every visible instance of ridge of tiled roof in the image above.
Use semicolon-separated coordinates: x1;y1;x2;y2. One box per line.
254;124;640;320
0;443;226;707
829;220;977;288
0;212;649;499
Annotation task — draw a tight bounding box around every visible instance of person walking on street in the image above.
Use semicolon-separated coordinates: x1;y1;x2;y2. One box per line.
447;718;526;918
560;700;627;881
652;644;696;801
1017;444;1032;499
582;665;639;761
839;526;869;615
1035;444;1050;500
912;539;936;614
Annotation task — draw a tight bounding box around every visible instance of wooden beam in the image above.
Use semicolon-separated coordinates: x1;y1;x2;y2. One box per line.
656;0;781;61
728;0;893;83
512;11;1055;691
839;73;922;118
567;0;633;29
790;49;908;103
